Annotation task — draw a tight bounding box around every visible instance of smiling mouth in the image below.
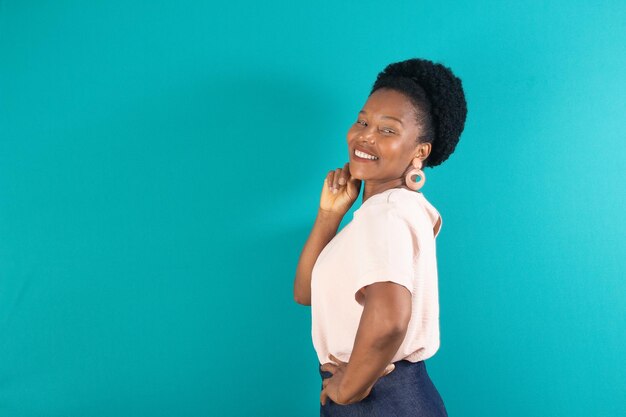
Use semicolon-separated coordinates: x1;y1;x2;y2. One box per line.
354;148;379;160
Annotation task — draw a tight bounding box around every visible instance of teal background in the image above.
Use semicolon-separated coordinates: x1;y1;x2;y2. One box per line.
1;0;625;416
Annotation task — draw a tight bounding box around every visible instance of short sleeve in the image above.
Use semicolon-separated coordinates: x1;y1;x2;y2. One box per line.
352;203;417;305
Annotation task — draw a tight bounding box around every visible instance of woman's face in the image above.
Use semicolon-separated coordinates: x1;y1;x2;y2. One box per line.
347;88;426;183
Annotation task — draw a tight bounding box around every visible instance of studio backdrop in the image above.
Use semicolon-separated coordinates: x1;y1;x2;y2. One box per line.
1;1;624;416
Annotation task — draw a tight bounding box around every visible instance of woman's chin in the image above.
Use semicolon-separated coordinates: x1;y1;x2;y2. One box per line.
353;174;372;182
348;165;370;179
349;171;366;180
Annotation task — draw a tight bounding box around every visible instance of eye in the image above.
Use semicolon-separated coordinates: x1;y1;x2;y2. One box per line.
381;128;396;134
356;120;367;126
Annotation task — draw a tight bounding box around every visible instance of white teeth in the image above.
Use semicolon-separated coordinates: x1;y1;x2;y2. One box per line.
355;149;378;160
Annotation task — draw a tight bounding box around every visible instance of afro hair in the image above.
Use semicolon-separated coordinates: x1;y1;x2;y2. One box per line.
370;58;467;168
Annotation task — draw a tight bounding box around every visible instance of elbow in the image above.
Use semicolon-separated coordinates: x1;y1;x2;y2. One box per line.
362;306;411;338
378;321;408;340
373;316;410;342
293;274;312;305
388;322;409;338
386;310;411;336
391;311;411;335
368;324;407;352
294;293;311;306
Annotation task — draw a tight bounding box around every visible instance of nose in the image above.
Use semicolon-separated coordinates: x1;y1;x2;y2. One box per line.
362;136;375;144
359;128;376;143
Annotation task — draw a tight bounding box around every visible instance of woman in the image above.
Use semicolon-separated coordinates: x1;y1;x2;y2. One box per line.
294;57;467;416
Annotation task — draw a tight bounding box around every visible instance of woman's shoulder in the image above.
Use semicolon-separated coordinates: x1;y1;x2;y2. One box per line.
353;189;420;226
383;188;443;238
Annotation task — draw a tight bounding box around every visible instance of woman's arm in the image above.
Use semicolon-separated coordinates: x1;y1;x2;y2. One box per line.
293;209;343;305
295;162;360;305
337;281;412;403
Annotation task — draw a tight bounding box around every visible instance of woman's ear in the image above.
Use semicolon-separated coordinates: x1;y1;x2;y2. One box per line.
414;142;431;161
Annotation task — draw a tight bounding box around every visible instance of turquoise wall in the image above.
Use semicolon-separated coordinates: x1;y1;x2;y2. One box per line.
1;1;624;416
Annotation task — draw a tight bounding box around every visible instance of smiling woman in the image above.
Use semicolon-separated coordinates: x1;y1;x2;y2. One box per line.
293;57;467;416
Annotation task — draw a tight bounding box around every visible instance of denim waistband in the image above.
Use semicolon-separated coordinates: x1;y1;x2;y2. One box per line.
317;359;448;416
319;359;425;380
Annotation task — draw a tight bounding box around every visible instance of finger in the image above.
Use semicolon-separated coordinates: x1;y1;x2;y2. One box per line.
326;171;335;192
383;364;395;375
320;363;336;373
347;175;362;196
328;353;346;365
333;168;342;192
338;163;348;185
344;162;362;188
320;388;327;406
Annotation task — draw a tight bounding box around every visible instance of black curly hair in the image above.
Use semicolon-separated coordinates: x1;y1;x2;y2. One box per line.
370;58;467;168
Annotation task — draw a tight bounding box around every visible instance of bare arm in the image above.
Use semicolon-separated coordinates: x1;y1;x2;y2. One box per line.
338;282;412;403
295;162;362;305
293;208;343;305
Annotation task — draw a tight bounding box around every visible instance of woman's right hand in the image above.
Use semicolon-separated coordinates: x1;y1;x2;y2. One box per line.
319;162;362;216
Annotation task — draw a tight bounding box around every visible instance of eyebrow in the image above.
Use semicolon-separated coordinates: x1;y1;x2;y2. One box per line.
358;110;404;126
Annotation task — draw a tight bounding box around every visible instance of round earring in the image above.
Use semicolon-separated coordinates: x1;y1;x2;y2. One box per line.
405;158;426;191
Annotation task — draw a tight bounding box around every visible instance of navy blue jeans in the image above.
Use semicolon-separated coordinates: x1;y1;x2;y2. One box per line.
319;359;448;416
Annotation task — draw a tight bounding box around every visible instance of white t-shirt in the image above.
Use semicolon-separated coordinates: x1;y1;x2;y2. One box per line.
311;187;443;365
